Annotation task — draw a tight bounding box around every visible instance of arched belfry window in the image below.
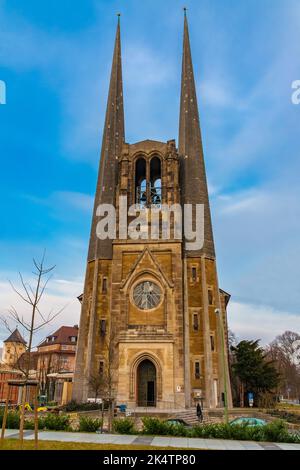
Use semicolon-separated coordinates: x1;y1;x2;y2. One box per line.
150;157;161;206
135;157;147;207
135;155;162;207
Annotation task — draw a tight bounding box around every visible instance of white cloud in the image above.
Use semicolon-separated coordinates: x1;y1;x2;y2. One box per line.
213;180;300;315
228;300;300;345
24;191;94;218
199;78;245;111
54;191;94;213
124;43;174;87
219;189;268;215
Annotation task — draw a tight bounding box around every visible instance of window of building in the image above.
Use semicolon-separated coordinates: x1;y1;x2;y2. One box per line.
135;157;147;207
61;357;68;368
193;313;199;331
150;157;161;206
208;289;214;305
191;266;197;282
70;336;77;343
47;336;56;342
210;334;215;352
99;361;104;376
102;277;107;294
195;361;200;379
135;156;162;207
100;319;106;336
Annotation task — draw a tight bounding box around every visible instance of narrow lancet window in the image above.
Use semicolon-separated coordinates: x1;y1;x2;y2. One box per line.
150;156;161;206
135;157;147;207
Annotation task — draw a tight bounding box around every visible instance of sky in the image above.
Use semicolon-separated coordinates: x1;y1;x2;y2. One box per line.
0;0;300;347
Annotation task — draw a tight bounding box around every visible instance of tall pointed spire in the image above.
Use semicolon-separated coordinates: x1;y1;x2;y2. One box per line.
179;10;215;258
88;15;125;261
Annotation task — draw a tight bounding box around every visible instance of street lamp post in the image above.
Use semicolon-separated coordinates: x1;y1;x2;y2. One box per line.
215;308;229;424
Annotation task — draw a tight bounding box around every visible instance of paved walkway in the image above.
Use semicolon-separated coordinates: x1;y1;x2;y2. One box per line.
3;429;300;450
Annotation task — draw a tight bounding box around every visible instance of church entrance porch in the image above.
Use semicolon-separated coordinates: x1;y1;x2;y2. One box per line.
117;342;185;410
137;359;156;406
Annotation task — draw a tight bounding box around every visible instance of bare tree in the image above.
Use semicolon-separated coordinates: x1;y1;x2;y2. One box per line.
0;253;65;444
38;352;64;401
267;331;300;401
88;372;104;401
271;331;300;360
87;329;117;432
228;329;238;349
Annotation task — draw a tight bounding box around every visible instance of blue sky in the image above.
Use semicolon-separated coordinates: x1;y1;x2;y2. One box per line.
0;0;300;346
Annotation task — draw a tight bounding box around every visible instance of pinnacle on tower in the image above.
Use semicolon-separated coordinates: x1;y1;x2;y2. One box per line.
179;11;215;258
88;15;125;261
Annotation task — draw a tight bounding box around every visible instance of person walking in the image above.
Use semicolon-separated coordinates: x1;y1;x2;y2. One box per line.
196;402;203;422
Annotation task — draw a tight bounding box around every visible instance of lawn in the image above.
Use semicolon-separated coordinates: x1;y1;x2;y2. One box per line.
0;439;179;451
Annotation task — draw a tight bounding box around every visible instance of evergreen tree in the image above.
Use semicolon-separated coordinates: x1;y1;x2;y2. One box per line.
231;340;280;406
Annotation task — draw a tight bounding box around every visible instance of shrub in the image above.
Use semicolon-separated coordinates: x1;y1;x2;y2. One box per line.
167;423;189;437
24;419;35;430
191;423;231;439
141;417;167;435
62;400;103;412
0;410;20;429
24;419;37;429
191;420;300;443
141;417;187;436
24;417;47;430
39;413;70;431
191;422;266;441
141;417;300;443
113;418;137;434
78;416;103;433
262;420;293;443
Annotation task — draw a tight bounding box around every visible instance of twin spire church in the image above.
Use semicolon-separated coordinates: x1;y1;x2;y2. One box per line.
72;13;232;409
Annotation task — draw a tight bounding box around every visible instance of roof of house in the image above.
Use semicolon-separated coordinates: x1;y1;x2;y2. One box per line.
38;325;79;348
4;328;26;345
219;288;231;307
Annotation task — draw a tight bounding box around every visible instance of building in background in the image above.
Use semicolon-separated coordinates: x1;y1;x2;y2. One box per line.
0;329;27;404
1;328;26;366
36;325;78;404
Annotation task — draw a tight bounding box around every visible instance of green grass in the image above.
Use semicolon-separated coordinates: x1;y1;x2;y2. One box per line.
0;438;180;451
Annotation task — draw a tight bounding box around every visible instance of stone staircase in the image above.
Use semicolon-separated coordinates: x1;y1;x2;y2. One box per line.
174;408;224;425
174;408;207;425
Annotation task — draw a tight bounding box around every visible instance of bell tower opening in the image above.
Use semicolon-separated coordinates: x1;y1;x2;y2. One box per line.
135;157;147;207
150;156;161;206
137;359;157;407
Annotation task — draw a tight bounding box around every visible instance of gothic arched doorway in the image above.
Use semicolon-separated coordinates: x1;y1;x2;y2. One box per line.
137;359;156;406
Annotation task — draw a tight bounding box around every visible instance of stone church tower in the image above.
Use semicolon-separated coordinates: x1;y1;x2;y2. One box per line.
73;13;232;409
1;329;26;366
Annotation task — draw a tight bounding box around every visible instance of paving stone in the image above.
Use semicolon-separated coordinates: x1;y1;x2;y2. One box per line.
203;439;227;450
241;441;264;450
188;438;207;449
168;438;189;447
259;442;281;450
151;436;171;447
132;436;154;445
275;443;300;450
111;435;138;445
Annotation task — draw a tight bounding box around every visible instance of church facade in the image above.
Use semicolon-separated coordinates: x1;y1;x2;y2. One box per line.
72;13;232;410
